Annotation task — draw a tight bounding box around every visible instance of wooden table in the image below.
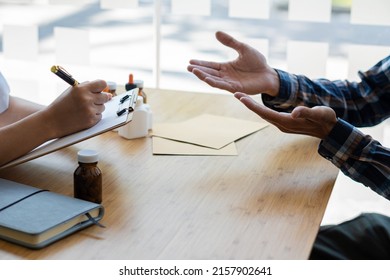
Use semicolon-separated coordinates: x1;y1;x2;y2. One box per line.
0;89;338;259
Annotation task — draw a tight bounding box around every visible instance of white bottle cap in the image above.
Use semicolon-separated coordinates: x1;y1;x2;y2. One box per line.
134;80;144;88
77;149;99;163
107;81;117;90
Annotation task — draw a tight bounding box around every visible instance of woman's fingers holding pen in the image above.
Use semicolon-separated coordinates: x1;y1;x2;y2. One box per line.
81;79;107;93
93;91;112;105
44;79;111;138
68;80;109;123
77;79;111;105
78;79;110;97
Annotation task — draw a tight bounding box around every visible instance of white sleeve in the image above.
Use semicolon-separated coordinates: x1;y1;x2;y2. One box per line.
0;71;10;114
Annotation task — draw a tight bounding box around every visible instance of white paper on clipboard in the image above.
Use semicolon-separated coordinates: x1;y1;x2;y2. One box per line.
1;89;138;169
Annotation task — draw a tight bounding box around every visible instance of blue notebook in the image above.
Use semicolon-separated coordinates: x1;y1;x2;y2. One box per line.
0;178;104;249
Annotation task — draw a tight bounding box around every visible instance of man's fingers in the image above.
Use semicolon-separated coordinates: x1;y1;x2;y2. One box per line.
234;92;247;100
216;31;244;53
292;106;333;122
191;68;219;85
234;92;301;128
235;93;275;119
188;59;221;71
190;65;221;78
291;106;311;119
190;68;235;92
204;77;235;92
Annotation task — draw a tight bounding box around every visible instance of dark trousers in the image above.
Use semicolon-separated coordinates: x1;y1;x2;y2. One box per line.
309;213;390;259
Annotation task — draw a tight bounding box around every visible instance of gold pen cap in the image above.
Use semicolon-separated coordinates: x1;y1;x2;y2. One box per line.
51;65;60;73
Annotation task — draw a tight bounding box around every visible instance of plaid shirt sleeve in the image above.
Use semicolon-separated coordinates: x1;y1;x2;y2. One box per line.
263;56;390;126
262;56;390;199
319;119;390;200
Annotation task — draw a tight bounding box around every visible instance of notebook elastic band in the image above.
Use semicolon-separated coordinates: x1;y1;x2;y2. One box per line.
85;212;106;228
0;189;48;212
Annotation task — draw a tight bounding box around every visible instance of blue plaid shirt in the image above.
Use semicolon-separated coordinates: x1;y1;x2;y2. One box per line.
263;56;390;200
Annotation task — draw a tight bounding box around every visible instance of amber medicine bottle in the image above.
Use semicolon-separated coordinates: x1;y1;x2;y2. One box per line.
74;149;102;204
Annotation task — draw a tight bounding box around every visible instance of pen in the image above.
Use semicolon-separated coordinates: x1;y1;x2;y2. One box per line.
50;65;79;86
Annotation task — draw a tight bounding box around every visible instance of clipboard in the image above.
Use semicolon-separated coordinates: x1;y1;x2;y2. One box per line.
1;89;138;169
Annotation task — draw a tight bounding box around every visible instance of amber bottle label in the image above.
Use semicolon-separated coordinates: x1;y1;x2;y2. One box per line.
74;164;102;204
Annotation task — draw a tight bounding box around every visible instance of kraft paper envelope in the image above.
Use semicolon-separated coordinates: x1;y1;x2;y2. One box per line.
152;136;237;156
152;114;268;150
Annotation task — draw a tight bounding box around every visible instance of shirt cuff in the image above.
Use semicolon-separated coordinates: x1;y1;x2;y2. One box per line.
318;118;364;168
261;69;299;112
